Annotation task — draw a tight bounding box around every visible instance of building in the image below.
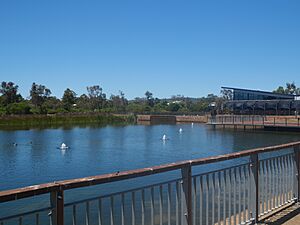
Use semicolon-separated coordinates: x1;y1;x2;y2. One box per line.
221;87;300;115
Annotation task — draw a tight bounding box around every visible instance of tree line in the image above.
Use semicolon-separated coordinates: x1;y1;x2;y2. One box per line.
273;82;300;95
0;81;219;115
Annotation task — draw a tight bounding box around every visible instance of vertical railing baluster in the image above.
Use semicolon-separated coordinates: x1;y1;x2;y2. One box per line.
250;154;259;223
223;171;226;225
199;176;203;225
176;182;180;225
132;192;136;225
72;205;76;225
227;170;231;225
258;160;266;215
266;160;272;212
271;158;276;209
151;187;155;225
193;177;196;225
168;183;171;225
86;201;90;225
181;165;192;225
233;168;236;225
19;217;22;225
217;171;221;225
294;145;300;202
98;198;103;225
263;160;267;214
279;157;283;206
283;156;288;204
289;154;294;201
243;165;247;223
205;174;209;225
212;173;216;225
290;154;294;201
288;155;292;201
160;185;163;225
247;164;251;222
121;195;124;225
110;196;114;225
36;213;40;225
280;156;283;206
237;167;241;225
50;189;64;225
142;189;145;225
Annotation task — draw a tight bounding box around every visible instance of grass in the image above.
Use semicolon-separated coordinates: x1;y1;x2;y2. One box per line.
0;113;136;130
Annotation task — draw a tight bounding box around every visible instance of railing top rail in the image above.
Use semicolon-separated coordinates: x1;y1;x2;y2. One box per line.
1;141;300;203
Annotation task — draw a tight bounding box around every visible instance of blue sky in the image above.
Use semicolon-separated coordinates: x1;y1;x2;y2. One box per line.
0;1;299;99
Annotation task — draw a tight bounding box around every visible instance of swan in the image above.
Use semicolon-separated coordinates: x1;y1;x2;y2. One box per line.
179;128;183;133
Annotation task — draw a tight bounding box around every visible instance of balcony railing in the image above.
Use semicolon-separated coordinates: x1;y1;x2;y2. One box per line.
0;141;300;225
208;115;300;127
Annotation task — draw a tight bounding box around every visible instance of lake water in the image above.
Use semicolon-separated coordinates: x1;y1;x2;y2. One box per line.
1;123;300;191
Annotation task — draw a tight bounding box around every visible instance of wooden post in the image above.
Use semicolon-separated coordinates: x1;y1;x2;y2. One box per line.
181;165;192;225
294;146;300;202
50;189;64;225
250;154;259;223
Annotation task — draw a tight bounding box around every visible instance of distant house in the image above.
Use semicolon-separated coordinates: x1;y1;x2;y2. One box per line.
221;87;300;115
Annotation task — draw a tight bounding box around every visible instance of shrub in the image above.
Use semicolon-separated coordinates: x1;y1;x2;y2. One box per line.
6;102;31;115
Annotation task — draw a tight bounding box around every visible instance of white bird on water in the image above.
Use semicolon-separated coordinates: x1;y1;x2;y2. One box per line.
179;128;183;133
162;134;168;141
191;122;194;127
60;143;69;150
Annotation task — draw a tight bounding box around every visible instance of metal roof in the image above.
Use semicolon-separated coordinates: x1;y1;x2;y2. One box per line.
221;86;300;98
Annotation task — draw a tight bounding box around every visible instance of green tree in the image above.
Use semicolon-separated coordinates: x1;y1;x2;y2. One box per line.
285;82;297;94
273;86;285;94
62;88;76;111
6;102;31;115
43;97;64;114
30;82;51;113
220;89;233;100
273;82;299;95
110;91;128;112
87;85;106;110
145;91;154;107
0;81;22;106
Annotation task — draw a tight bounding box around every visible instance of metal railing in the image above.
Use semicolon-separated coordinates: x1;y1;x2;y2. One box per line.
1;141;300;225
208;115;300;127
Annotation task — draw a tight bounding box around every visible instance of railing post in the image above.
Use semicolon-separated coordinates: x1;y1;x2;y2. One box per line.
50;189;64;225
181;164;192;225
294;146;300;202
250;154;259;223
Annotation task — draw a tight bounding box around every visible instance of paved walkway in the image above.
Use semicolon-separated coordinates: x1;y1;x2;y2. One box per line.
259;203;300;225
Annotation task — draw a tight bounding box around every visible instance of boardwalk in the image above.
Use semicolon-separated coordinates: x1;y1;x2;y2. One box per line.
260;203;300;224
208;115;300;131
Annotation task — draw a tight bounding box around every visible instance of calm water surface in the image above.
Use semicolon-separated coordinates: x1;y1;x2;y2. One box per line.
1;123;300;191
